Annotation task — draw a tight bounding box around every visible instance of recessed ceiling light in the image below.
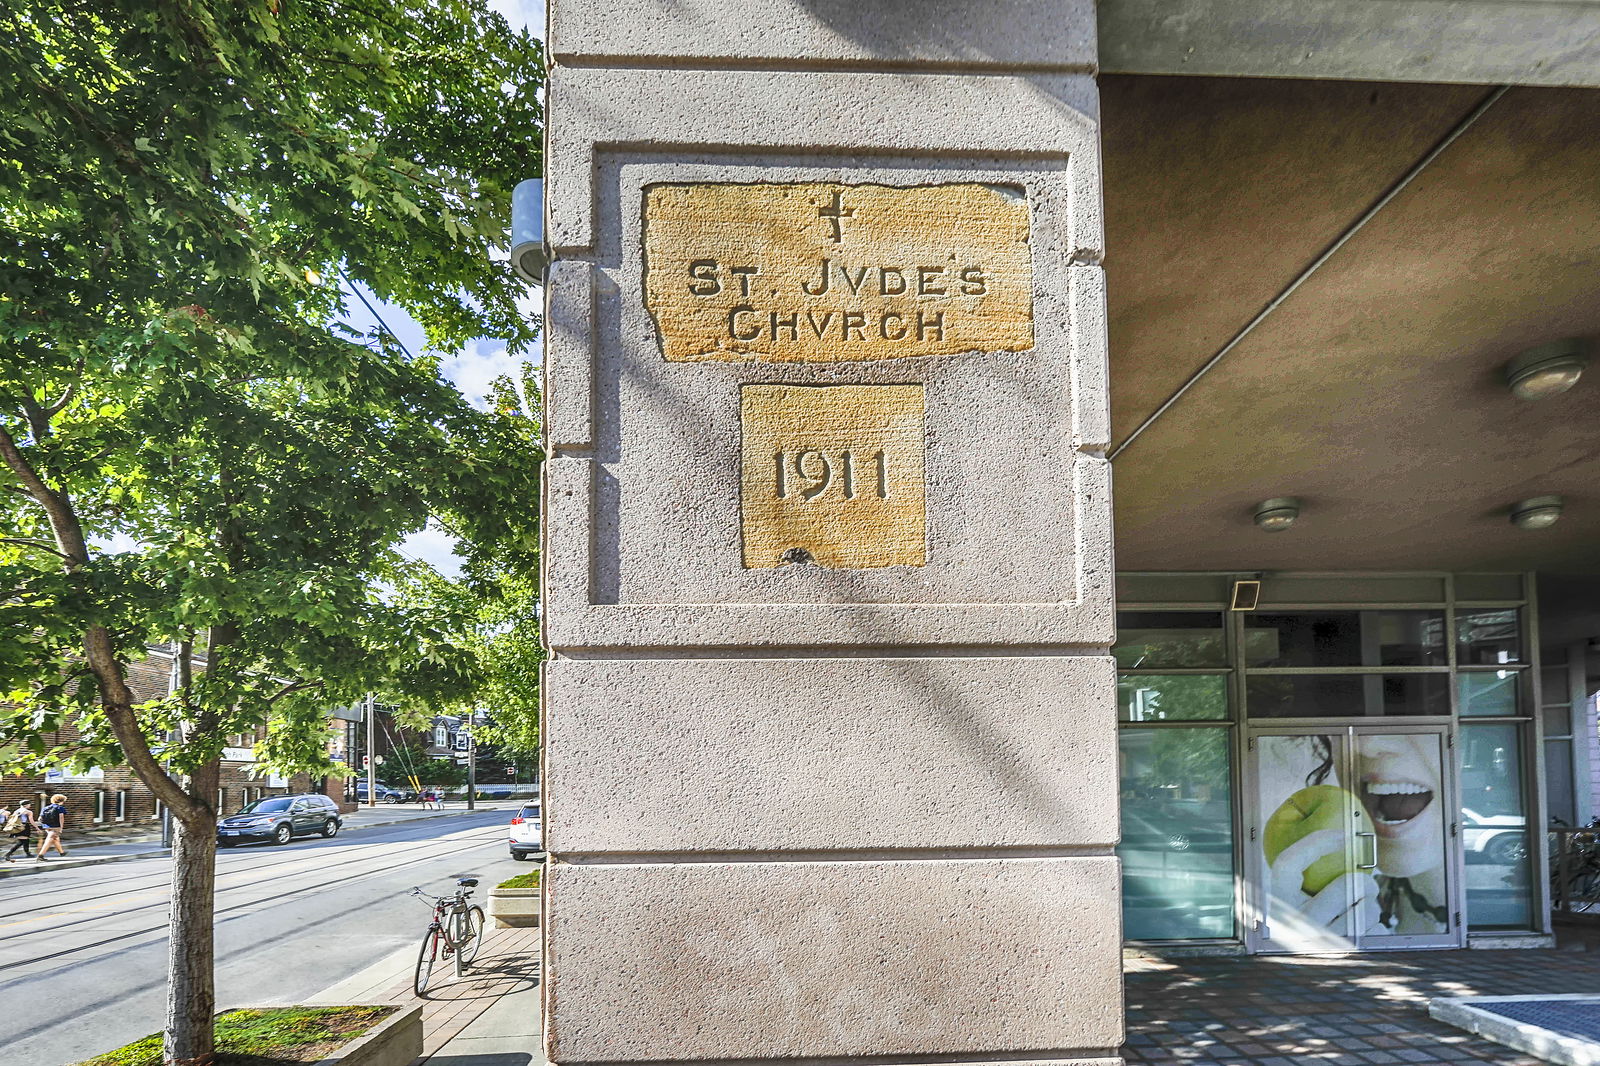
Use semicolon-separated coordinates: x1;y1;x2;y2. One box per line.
1509;495;1563;530
1504;340;1588;401
1253;497;1301;532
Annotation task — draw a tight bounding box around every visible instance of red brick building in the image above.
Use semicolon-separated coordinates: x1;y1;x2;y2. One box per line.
0;647;340;839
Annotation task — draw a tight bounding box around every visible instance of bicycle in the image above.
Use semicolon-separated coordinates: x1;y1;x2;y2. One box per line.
412;877;486;996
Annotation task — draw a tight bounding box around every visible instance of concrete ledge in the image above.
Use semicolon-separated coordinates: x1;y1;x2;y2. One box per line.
309;1005;423;1066
488;887;542;928
1468;933;1557;950
551;0;1097;72
1431;995;1600;1066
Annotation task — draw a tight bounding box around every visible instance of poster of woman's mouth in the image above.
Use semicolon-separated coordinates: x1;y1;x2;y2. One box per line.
1257;733;1449;945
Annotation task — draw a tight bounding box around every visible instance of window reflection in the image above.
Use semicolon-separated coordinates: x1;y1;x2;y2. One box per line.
1115;612;1226;669
1119;728;1235;940
1460;723;1532;929
1457;609;1522;666
1246;674;1451;718
1118;675;1229;722
1244;611;1447;668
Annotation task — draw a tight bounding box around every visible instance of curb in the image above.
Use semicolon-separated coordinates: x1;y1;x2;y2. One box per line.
0;846;171;879
0;807;509;880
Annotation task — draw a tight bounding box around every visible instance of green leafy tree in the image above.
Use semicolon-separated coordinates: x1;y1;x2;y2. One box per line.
0;4;541;1063
395;367;544;758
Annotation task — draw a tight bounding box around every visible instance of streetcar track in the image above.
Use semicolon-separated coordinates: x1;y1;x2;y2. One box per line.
0;813;503;918
0;826;501;938
0;831;505;982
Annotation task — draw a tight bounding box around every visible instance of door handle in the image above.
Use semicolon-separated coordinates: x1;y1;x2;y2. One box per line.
1355;831;1378;871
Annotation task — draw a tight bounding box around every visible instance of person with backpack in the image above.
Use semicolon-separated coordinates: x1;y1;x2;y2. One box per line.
36;794;68;862
3;799;35;862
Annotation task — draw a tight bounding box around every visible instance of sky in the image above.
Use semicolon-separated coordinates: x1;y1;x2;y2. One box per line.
340;281;543;577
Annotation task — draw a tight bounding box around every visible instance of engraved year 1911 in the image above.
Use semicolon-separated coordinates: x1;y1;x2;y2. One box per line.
773;449;889;501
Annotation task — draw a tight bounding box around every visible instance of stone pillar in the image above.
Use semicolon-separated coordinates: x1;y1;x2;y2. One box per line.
541;4;1121;1066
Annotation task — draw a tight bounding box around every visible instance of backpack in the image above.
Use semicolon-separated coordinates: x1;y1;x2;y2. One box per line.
2;811;22;835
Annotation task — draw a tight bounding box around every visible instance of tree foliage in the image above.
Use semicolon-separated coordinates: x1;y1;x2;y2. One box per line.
0;2;542;1061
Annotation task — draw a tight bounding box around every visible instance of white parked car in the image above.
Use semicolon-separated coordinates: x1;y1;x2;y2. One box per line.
1462;808;1527;865
509;803;542;860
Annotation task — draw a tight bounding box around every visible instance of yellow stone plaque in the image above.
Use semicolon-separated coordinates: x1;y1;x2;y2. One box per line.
644;182;1033;363
740;384;925;570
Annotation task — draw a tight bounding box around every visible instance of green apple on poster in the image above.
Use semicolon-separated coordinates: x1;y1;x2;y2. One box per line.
1263;785;1374;895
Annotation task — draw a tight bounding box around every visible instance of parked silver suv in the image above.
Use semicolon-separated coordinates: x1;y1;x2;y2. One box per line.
217;793;342;847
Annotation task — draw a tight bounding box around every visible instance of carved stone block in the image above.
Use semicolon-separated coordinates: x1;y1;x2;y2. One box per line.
739;383;925;569
643;182;1034;363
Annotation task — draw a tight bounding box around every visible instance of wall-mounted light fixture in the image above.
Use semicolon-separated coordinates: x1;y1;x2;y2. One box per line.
510;178;549;284
1253;497;1301;532
1509;494;1564;530
1504;339;1588;401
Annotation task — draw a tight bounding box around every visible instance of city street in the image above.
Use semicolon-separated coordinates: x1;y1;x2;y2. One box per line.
0;807;524;1066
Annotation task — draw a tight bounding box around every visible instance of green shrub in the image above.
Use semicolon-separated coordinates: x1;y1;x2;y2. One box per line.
498;870;542;889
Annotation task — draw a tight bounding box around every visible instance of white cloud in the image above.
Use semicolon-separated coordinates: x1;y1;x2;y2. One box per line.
488;0;545;37
400;523;464;579
440;340;523;407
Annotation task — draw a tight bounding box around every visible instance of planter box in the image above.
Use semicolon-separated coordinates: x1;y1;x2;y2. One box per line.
488;886;542;928
310;1004;422;1066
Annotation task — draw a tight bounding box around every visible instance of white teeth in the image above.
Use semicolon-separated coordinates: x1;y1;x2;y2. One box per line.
1366;782;1431;796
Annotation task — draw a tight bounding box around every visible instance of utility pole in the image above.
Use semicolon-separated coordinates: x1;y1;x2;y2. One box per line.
365;692;377;808
465;715;476;811
162;640;180;849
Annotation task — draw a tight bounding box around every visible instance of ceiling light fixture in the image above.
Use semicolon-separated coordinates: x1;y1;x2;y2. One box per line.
1504;340;1588;401
1253;497;1301;532
1509;495;1564;530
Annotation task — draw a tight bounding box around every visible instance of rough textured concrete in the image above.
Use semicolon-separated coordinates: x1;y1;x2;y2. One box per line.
546;66;1101;254
543;3;1117;1063
544;259;595;450
550;0;1097;71
546;859;1124;1062
545;656;1118;853
1100;0;1600;89
541;161;1114;644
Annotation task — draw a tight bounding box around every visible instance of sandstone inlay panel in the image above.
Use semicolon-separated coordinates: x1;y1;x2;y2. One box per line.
740;384;925;569
643;182;1034;363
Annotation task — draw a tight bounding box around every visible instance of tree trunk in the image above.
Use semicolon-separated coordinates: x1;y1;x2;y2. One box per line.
165;761;219;1066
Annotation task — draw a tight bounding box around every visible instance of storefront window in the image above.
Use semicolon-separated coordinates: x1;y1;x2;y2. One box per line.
1458;670;1520;717
1246;673;1451;718
1119;728;1235;940
1115;612;1226;669
1118;675;1229;722
1457;609;1522;666
1460;722;1533;929
1243;611;1446;668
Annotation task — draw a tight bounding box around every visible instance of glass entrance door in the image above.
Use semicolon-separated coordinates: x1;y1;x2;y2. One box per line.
1247;725;1461;953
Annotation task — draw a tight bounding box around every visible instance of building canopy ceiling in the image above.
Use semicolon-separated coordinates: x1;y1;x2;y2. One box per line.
1102;76;1600;574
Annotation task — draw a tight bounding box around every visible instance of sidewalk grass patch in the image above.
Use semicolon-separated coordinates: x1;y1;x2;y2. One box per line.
498;870;541;889
75;1005;397;1066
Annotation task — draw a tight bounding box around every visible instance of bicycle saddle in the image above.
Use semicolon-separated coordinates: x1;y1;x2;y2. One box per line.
457;877;479;887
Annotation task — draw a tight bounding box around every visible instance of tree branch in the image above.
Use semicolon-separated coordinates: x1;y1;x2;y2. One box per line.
0;538;73;561
265;679;324;705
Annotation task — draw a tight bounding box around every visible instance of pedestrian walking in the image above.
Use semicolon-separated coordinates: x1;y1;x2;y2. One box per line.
36;793;68;862
3;799;35;862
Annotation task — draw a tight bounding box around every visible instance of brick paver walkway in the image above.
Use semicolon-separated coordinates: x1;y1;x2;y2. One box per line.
1123;947;1600;1065
357;921;540;1063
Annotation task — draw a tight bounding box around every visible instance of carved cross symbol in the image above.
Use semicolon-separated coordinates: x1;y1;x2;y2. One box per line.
817;190;854;244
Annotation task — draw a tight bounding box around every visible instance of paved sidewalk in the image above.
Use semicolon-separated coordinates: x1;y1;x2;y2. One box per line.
312;919;540;1066
0;802;512;879
1123;947;1600;1065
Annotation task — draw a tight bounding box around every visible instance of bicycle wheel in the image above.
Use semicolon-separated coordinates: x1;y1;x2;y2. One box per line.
458;906;487;965
414;928;441;996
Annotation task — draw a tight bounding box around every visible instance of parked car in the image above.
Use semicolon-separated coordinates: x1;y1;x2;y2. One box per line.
218;794;342;847
352;781;411;803
509;803;541;860
1462;807;1527;865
